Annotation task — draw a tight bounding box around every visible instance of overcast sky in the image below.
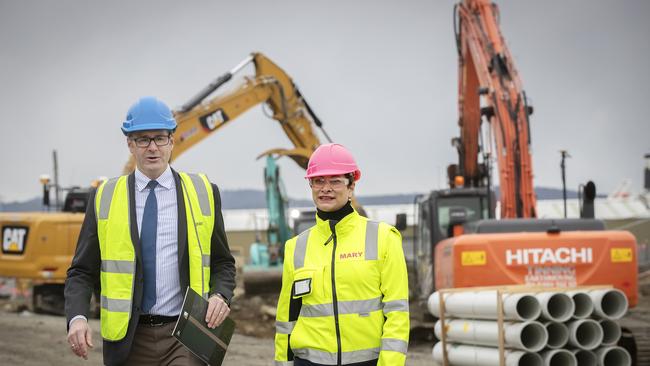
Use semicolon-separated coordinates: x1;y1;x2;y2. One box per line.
1;0;648;202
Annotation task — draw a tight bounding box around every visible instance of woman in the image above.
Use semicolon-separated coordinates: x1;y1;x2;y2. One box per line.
274;143;409;366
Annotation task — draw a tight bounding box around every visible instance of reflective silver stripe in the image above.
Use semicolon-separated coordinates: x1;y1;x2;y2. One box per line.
203;292;209;299
101;260;135;274
293;347;379;365
274;362;293;366
293;230;310;270
381;338;408;355
300;303;333;317
338;297;382;315
275;321;296;334
383;299;409;313
202;254;210;267
188;173;211;216
100;296;131;312
98;177;119;220
365;221;379;260
343;348;381;364
301;298;382;317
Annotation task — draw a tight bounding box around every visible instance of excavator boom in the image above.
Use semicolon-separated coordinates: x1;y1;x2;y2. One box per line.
123;52;325;174
123;52;364;213
454;0;536;218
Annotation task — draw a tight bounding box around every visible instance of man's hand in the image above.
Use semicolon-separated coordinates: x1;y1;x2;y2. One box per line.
67;318;94;360
205;294;230;329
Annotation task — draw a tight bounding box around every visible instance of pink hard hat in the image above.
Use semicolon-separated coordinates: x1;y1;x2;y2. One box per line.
305;143;361;181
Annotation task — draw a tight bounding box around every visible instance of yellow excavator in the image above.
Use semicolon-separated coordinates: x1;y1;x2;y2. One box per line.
0;52;353;314
123;52;329;174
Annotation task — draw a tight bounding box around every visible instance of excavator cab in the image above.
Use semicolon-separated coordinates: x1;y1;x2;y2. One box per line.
409;187;493;323
61;188;91;213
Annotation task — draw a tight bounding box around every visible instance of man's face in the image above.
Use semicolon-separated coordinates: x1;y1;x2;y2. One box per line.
310;175;355;212
127;130;174;179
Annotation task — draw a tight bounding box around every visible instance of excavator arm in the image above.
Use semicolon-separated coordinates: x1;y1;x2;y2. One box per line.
453;0;536;218
122;52;364;213
122;52;327;174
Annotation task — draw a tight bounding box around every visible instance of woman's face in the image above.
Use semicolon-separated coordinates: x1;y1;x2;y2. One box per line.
309;175;355;212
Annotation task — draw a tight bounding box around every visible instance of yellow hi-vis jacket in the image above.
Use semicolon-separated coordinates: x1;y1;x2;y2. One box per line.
95;172;214;341
275;210;409;366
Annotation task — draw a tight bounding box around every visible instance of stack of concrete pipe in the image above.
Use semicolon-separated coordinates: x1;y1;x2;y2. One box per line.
428;288;631;366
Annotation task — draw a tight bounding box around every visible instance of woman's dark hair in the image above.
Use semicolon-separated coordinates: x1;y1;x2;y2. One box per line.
346;173;355;188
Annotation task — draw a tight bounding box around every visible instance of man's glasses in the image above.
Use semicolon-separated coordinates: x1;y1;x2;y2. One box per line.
130;135;171;148
309;177;349;190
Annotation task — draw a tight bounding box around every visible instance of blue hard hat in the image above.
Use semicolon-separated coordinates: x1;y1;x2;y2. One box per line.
121;96;177;135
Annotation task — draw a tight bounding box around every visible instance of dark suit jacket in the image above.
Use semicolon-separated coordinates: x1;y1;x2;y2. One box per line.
64;169;236;366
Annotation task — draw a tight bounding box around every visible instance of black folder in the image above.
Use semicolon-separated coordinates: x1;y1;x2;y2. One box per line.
172;287;236;366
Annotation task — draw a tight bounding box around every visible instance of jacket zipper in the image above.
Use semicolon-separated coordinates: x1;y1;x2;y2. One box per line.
329;220;342;366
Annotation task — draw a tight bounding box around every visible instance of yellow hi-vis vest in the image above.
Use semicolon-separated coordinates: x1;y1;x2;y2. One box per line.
274;210;409;366
95;172;214;341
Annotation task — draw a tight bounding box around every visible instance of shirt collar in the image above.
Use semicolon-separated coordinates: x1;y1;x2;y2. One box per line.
135;165;174;192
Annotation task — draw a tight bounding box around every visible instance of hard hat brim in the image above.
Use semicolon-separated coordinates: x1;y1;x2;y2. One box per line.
305;169;361;181
121;124;177;136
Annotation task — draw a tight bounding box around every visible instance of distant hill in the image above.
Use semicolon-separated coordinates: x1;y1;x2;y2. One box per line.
220;189;267;209
0;197;42;212
0;186;595;212
500;187;584;200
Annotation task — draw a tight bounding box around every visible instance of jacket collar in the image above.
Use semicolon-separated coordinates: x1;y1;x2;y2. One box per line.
313;208;362;238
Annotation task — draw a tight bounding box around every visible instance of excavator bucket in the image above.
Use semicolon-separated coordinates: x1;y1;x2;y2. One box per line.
242;269;283;295
242;241;284;294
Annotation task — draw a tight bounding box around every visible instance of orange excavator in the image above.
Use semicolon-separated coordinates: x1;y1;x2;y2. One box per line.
0;52;346;314
449;0;535;219
406;1;647;362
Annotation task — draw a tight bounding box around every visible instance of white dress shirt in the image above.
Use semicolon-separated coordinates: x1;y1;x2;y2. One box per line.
134;166;183;316
70;166;186;326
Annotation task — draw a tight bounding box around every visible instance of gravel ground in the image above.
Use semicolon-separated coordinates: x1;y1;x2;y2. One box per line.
1;271;647;365
0;308;432;366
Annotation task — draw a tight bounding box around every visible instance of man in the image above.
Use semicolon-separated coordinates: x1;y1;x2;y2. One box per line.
274;143;409;366
64;96;236;365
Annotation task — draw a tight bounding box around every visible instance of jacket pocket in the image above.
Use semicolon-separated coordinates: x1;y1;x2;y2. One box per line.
292;266;327;300
292;267;314;299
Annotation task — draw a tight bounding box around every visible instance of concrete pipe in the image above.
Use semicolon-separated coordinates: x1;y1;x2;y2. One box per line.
428;291;541;321
541;349;577;366
432;342;544;366
544;322;569;349
567;291;594;319
567;319;604;350
434;319;548;352
594;346;631;366
588;289;628;320
536;292;575;322
598;319;621;346
570;349;597;366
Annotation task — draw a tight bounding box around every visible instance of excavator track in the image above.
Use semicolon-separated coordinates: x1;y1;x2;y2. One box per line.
620;273;650;366
620;313;650;366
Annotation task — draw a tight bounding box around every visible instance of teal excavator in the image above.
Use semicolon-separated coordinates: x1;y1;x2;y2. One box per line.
248;155;292;269
243;155;316;294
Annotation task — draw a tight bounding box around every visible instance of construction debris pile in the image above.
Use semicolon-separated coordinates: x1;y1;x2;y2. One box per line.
428;287;632;366
228;291;279;339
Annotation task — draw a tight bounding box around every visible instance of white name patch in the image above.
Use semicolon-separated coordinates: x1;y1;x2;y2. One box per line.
294;278;312;297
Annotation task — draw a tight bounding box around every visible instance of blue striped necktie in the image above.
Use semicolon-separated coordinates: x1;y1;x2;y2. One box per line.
141;180;158;313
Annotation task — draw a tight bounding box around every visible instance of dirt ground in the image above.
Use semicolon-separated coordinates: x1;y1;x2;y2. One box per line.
0;296;432;366
1;271;648;366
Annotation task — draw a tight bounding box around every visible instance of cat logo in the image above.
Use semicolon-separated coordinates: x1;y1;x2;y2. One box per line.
199;109;229;131
2;226;28;255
